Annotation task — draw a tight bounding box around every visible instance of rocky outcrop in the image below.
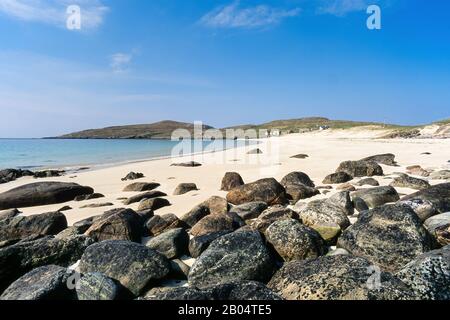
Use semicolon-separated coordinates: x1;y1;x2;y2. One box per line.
0;182;94;210
336;160;383;177
221;172;244;191
265;219;326;261
79;240;170;297
268;255;415;300
226;178;287;206
188;231;275;289
337;204;435;272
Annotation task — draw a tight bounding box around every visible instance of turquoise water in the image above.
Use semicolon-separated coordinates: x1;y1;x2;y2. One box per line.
0;139;250;170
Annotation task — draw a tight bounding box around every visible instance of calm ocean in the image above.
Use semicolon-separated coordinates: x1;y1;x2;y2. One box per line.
0;139;250;170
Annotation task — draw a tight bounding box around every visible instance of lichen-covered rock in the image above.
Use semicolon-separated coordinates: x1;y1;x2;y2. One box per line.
297;199;350;230
337;204;435;272
79;240;170;297
390;175;431;190
396;245;450;300
328;191;354;216
84;208;143;243
424;212;450;235
352;197;369;213
0;211;67;241
190;213;245;237
188;231;275;289
265;219;326;261
322;172;353;185
351;186;400;208
229;202;268;220
146;228;189;259
251;205;300;233
189;231;231;258
268;255;415;300
221;172;244;191
0;265;73;300
76;272;123;301
280;172;315;188
0;235;93;292
226;178;288;206
336;160;383;177
401;183;450;213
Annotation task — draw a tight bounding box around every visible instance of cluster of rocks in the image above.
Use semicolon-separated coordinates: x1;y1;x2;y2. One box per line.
0;153;449;301
0;169;65;184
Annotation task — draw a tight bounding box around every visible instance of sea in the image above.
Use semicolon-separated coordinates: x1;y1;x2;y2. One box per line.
0;139;253;170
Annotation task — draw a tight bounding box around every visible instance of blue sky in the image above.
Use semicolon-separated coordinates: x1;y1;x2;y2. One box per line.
0;0;449;137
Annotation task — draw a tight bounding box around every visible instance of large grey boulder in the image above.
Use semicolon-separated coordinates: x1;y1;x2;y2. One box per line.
226;178;288;206
296;199;351;230
336;160;383;177
396;245;450;300
189;231;231;258
351;186;400;208
0;211;67;241
188;231;275;289
0;182;94;210
268;255;415;300
146;228;189;259
265;219;326;261
0;235;93;292
84;208;143;243
401;183;450;213
79;240;170;297
337;204;435;272
0;265;73;300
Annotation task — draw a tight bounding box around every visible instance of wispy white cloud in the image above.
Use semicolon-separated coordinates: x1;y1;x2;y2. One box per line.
318;0;378;16
200;1;301;29
0;0;108;29
110;53;133;73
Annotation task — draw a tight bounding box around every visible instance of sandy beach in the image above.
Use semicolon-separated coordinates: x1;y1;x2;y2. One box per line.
2;127;449;226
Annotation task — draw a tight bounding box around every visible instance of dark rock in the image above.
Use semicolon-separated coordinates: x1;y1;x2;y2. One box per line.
188;231;231;258
336;160;383;177
229;202;268;220
181;205;210;228
284;184;320;202
435;224;450;246
0;208;20;220
356;178;380;187
290;154;309;159
80;202;113;209
33;170;65;178
73;216;98;231
401;183;450;213
337;204;435;272
0;182;94;210
322;172;353;184
208;281;283;300
200;196;229;215
146;228;189;259
337;183;356;191
226;178;288;206
280;172;315;188
329;191;354;215
84;208;143;243
141;286;209;300
268;255;415;300
390;175;431;190
424;212;450;236
146;214;186;237
296;199;350;230
310;222;342;245
190;213;245;237
123;191;167;205
76;272;123;300
138;198;171;211
123;182;160;192
74;193;105;201
0;265;73;300
397;199;438;222
351;186;400;208
79;240;170;297
396;245;450;300
121;172;144;181
266;219;325;261
247;149;263;154
406;165;430;177
173;183;198;195
0;211;67;241
251;205;300;233
360;154;397;166
0;235;93;292
221;172;244;191
169;259;190;280
353;197;369;212
171;161;202;167
0;169;34;184
58;206;72;212
188;231;275;289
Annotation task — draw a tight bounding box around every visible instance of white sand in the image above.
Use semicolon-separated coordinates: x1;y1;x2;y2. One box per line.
1;128;449;225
